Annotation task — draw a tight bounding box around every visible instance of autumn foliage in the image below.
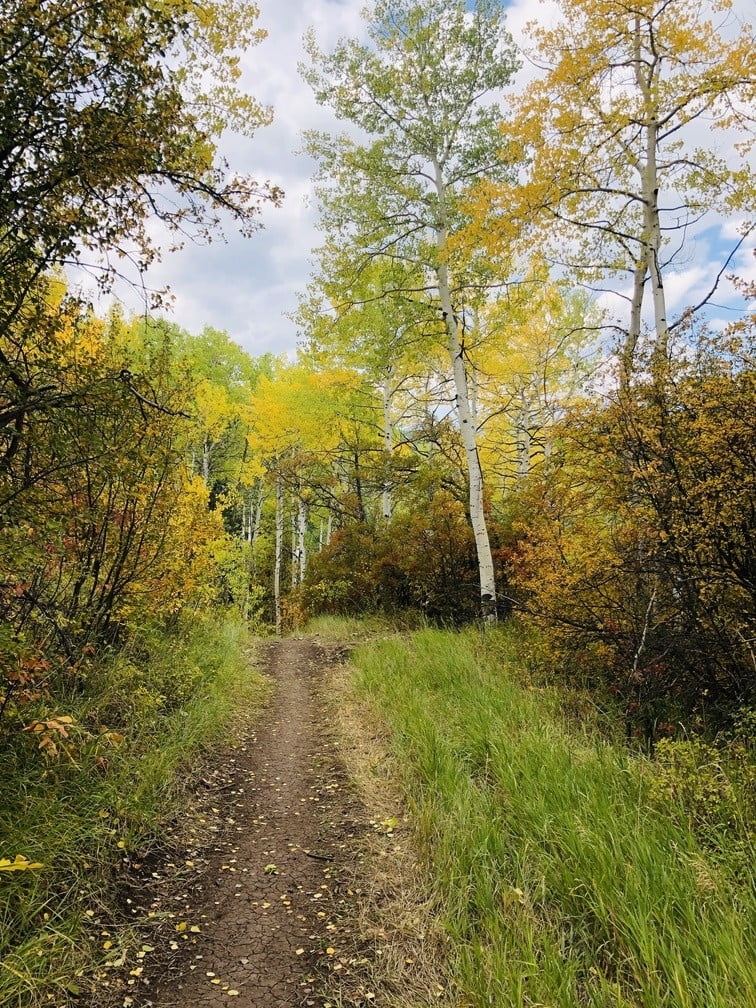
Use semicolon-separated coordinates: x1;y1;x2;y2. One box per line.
0;284;234;738
511;327;755;733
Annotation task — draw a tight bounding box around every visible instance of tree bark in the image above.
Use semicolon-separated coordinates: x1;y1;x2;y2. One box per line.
433;158;497;622
381;368;393;521
297;496;308;583
516;396;531;480
274;475;283;636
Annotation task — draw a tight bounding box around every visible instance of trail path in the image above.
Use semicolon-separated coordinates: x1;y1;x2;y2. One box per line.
141;637;367;1008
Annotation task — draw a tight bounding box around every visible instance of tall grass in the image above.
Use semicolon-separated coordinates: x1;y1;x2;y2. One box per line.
0;613;267;1008
353;627;755;1008
305;613;423;640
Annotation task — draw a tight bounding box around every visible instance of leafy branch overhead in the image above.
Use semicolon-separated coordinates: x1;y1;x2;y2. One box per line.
0;0;283;333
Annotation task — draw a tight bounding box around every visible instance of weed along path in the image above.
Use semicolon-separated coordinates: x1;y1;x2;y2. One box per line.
137;637;370;1008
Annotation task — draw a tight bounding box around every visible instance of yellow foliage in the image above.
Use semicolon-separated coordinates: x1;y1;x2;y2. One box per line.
0;855;44;872
249;362;348;459
466;0;756;264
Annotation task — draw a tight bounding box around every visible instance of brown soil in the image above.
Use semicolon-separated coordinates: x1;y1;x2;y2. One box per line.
108;635;453;1008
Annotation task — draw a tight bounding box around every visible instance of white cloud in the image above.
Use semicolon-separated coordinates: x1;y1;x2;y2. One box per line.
97;0;753;358
100;0;366;356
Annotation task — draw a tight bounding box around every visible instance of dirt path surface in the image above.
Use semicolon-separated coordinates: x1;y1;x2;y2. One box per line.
137;637;367;1008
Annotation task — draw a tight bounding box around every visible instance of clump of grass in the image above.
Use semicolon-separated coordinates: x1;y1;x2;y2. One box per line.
305;613;405;640
0;612;267;1008
353;627;755;1008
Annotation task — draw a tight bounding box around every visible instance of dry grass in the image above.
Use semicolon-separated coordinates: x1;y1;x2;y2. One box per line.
319;657;460;1008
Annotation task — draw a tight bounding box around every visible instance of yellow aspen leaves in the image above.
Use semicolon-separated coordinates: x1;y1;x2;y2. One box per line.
0;855;44;872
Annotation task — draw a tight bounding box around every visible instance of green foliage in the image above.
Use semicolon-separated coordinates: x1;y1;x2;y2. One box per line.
0;613;266;1008
0;0;279;338
648;730;755;879
353;628;755;1007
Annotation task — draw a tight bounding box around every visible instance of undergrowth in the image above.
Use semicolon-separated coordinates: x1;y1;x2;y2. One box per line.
352;626;755;1008
0;612;267;1008
305;613;418;640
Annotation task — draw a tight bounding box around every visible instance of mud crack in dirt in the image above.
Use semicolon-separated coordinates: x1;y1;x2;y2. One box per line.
136;637;368;1008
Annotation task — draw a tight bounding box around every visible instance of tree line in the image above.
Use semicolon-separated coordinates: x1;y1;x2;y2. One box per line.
1;0;754;751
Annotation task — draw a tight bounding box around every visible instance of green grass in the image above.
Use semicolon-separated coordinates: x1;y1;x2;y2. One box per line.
352;627;756;1008
304;612;413;640
0;613;268;1008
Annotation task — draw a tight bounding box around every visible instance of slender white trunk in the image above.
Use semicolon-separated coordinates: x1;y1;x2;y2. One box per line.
318;517;325;551
381;369;393;521
201;436;211;485
642;122;669;366
297;497;308;583
623;260;646;392
634;17;669;369
326;511;333;545
274;476;283;636
291;506;298;590
516;397;531;480
432;162;496;621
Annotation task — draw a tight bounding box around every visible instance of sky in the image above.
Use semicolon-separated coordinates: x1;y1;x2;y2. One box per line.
100;0;754;359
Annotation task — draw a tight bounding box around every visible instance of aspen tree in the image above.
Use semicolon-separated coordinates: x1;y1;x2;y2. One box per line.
303;0;519;621
471;0;755;387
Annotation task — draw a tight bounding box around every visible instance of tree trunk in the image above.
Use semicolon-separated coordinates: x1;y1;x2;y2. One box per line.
353;450;366;523
201;436;211;486
516;397;531;480
297;496;308;583
634;16;669;371
433;159;497;622
381;368;393;521
274;475;283;635
291;505;298;590
250;482;264;578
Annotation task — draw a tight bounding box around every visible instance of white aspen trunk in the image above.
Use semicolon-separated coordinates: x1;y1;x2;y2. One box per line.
623;260;646;392
433;159;497;622
642;122;669;366
516;397;531;480
297;497;308;583
201;436;211;485
634;17;669;369
291;506;298;590
469;363;479;426
326;511;333;546
539;399;553;468
274;476;283;636
318;517;325;551
252;486;263;544
381;369;393;521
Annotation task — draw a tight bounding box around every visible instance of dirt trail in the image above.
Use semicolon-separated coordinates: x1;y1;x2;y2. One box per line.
142;637;367;1008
